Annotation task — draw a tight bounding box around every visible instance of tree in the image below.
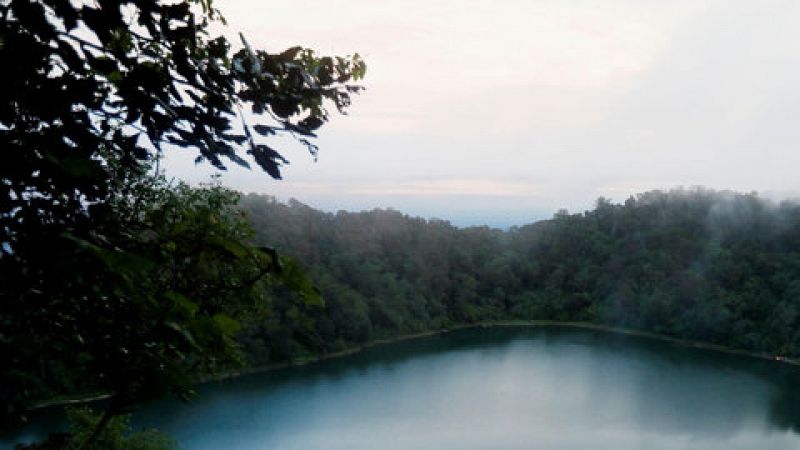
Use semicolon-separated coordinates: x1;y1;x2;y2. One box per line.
1;0;365;253
0;0;364;437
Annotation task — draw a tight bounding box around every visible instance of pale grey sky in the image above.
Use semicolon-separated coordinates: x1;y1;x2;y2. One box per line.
165;0;800;227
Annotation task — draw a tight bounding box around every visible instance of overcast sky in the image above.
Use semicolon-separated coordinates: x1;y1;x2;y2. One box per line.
164;0;800;227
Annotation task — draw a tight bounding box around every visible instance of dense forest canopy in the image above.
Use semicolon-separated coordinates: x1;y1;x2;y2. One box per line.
234;188;800;364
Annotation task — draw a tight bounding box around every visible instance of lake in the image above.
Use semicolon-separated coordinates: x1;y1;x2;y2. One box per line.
6;327;800;449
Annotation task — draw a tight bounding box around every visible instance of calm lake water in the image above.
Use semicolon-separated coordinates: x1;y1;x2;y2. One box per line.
6;327;800;449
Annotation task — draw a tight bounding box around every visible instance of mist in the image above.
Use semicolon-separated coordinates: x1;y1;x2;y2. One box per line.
163;0;800;227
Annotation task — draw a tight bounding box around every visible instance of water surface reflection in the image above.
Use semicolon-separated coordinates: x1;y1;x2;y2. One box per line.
6;328;800;449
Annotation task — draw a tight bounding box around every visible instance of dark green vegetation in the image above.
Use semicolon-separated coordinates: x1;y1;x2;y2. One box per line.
235;189;800;365
1;0;364;447
20;408;177;450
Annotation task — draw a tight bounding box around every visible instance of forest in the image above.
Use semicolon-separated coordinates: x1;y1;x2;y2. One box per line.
234;188;800;365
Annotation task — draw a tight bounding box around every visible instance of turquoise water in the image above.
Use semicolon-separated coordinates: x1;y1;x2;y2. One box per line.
7;327;800;449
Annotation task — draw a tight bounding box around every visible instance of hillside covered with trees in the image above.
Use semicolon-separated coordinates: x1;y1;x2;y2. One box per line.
236;188;800;364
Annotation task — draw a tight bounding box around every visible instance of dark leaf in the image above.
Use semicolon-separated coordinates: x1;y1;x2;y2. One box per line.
278;46;303;61
298;116;324;131
249;144;288;179
252;124;276;136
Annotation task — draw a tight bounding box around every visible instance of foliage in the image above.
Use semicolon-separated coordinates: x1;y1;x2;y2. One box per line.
15;407;176;450
1;0;361;429
2;176;327;425
235;189;800;362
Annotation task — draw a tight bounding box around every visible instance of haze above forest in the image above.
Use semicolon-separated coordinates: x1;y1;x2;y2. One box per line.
165;0;800;227
233;188;800;362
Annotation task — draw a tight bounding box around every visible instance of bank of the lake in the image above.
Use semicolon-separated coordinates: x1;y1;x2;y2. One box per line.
207;320;799;384
32;320;799;411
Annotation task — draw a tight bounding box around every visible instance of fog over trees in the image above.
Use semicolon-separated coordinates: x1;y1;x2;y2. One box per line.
235;188;800;363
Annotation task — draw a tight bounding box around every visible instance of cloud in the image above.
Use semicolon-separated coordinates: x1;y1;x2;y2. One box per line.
164;0;800;227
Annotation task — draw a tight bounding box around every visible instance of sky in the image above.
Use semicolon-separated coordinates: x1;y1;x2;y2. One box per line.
164;0;800;228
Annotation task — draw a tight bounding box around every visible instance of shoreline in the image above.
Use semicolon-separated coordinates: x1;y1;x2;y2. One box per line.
32;320;799;410
200;320;800;383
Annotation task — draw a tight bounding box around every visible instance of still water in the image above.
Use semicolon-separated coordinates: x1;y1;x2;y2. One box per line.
8;327;800;449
